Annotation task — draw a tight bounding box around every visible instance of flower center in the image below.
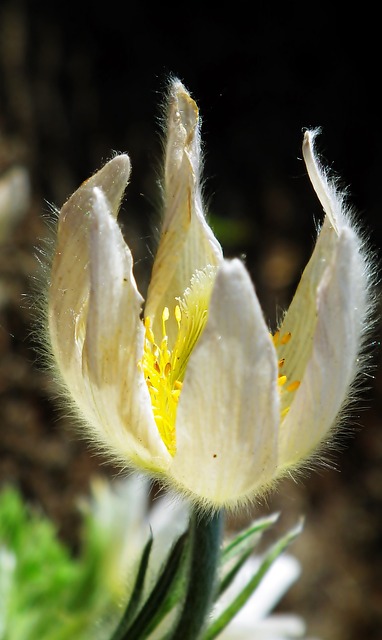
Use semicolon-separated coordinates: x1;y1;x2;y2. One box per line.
272;330;300;418
140;266;217;456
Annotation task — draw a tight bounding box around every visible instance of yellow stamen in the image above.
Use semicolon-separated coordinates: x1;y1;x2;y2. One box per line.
272;329;300;421
286;380;300;393
140;266;217;456
280;332;291;345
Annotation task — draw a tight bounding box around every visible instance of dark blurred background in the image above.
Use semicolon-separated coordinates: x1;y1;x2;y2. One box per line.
0;1;381;638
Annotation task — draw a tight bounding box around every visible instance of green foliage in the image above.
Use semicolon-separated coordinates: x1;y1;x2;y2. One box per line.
0;483;303;640
0;485;123;640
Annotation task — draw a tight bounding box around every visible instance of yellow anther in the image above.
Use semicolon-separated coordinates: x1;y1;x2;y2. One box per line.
175;304;181;326
286;380;300;392
272;328;300;420
174;380;183;390
162;307;170;322
164;362;172;377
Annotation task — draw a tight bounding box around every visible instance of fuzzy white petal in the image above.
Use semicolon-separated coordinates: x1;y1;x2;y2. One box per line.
82;188;170;471
49;155;131;376
49;155;170;472
276;217;338;413
145;80;223;343
279;226;366;467
303;129;346;232
170;259;279;508
277;129;354;411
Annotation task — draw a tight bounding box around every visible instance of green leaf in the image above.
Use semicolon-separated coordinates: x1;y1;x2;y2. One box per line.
202;518;304;640
221;512;279;564
216;547;253;598
216;513;281;601
113;531;189;640
110;533;154;640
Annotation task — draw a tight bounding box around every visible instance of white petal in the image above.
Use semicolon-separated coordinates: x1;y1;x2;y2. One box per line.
303;129;346;232
48;155;170;472
276;216;339;413
82;189;171;471
214;554;301;625
145;80;223;344
276;128;357;409
279;226;367;467
49;155;131;376
170;259;279;508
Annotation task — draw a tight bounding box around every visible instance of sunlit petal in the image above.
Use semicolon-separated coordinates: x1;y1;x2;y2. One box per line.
275;217;338;413
82;188;170;471
145;80;223;343
171;259;279;508
303;128;346;232
279;227;367;467
49;155;131;383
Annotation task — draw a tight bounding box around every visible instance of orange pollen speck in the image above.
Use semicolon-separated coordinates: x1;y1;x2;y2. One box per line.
272;329;300;420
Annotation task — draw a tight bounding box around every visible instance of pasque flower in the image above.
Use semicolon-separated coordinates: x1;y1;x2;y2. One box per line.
48;79;373;511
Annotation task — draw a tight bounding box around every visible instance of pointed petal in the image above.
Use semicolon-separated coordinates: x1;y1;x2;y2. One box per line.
145;80;223;343
48;155;131;372
48;156;170;472
303;129;347;232
278;226;367;467
276;129;353;408
82;188;171;471
170;259;279;509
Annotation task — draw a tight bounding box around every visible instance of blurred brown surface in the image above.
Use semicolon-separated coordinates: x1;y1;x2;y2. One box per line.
0;2;382;639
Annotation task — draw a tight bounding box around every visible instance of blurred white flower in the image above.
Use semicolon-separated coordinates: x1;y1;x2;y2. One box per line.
0;165;29;242
216;554;317;640
82;474;189;603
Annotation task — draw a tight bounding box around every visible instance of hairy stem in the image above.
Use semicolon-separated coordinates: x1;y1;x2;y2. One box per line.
169;509;224;640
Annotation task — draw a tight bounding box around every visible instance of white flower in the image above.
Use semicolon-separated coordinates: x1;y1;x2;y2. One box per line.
82;474;189;604
47;79;373;511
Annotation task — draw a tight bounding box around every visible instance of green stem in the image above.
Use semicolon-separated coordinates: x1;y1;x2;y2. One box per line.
169;509;224;640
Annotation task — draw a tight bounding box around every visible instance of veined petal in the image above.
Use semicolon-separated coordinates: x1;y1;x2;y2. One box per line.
278;226;367;468
276;129;350;406
49;155;131;381
145;80;223;343
48;155;170;472
170;259;279;509
275;216;338;413
82;188;171;471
